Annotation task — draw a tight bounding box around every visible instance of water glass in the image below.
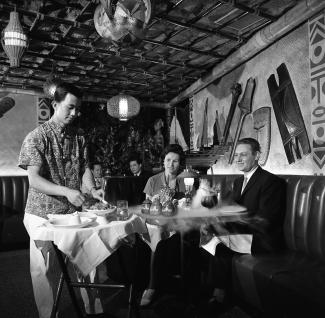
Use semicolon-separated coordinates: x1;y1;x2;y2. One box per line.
116;200;129;221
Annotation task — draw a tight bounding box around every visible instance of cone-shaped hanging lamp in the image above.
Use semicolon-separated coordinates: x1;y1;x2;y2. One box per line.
1;11;28;67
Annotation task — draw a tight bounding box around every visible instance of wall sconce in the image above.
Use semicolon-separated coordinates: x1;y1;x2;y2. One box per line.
107;93;140;121
178;165;200;205
1;10;28;68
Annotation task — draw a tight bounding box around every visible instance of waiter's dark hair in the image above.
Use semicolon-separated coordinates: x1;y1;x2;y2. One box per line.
237;138;261;153
54;83;82;102
163;144;185;166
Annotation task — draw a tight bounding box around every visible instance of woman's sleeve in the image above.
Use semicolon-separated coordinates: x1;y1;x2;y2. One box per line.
143;177;154;197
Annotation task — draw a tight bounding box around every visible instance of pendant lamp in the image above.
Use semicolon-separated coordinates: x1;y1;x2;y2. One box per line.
107;94;140;121
1;11;28;67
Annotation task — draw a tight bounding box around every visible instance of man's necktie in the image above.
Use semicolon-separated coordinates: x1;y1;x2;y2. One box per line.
241;177;248;194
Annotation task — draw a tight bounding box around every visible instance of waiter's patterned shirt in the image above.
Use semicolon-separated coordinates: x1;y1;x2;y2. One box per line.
18;120;89;218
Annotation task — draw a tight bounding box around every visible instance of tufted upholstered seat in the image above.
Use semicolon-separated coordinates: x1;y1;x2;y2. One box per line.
204;174;325;317
0;176;29;251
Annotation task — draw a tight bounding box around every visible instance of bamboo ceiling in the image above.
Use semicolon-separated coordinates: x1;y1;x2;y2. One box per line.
0;0;298;104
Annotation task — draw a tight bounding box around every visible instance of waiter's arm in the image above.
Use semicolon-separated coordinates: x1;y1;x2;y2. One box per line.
27;165;85;207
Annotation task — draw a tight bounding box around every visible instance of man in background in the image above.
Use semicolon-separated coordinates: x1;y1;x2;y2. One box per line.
128;153;151;179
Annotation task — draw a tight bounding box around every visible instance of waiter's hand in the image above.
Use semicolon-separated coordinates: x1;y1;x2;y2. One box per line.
66;189;85;207
91;188;105;201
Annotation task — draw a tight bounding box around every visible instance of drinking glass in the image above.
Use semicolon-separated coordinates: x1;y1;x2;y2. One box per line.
116;200;129;221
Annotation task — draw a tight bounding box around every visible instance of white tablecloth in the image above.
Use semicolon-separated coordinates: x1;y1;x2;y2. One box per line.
25;213;148;276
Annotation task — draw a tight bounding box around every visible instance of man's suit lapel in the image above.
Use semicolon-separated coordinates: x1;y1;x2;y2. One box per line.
241;166;262;197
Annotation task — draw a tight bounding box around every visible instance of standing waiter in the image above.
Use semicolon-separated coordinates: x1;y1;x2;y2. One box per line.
18;82;104;317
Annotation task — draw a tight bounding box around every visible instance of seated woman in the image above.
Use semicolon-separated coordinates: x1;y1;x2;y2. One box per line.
141;144;201;306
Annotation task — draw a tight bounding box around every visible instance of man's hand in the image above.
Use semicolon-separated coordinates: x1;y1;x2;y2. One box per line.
65;189;85;207
91;188;105;201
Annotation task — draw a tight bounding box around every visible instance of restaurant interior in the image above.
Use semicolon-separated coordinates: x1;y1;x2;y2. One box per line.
1;0;325;317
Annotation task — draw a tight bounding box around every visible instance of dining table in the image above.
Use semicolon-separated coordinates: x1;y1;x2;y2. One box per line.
28;212;148;318
29;203;247;318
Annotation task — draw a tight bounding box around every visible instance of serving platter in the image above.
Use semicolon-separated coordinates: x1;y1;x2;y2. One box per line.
48;217;96;229
133;204;246;220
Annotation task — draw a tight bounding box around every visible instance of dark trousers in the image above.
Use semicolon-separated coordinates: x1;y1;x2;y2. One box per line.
199;242;244;300
152;230;201;301
105;234;151;291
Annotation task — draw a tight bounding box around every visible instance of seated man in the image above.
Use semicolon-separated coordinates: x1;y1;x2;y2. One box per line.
201;138;286;306
128;152;152;178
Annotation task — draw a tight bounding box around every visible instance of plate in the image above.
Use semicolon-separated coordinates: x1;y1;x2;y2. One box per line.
48;213;97;222
85;207;116;216
218;205;247;214
48;217;96;228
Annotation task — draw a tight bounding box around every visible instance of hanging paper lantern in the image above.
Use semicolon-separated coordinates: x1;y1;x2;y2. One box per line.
107;94;140;121
1;11;28;67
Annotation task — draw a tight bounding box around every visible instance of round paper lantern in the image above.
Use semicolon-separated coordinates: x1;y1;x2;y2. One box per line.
94;0;152;45
1;11;28;67
107;94;140;121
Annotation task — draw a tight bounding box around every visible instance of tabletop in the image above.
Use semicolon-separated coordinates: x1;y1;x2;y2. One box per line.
27;213;147;276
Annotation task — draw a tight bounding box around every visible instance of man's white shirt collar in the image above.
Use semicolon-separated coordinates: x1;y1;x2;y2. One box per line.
243;165;259;183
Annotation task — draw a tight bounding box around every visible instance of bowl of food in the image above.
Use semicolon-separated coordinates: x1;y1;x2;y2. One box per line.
85;201;116;216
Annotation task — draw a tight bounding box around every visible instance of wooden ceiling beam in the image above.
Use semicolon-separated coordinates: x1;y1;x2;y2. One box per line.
218;0;276;22
27;33;203;71
154;14;240;42
0;4;93;30
143;38;224;59
21;49;197;81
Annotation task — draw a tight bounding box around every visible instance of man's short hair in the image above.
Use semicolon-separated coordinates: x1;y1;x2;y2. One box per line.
128;153;142;165
90;162;102;170
237;138;261;153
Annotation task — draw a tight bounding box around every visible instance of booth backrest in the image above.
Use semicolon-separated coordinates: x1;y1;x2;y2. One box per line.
0;176;29;250
1;173;325;259
282;175;325;261
203;174;325;262
104;176;149;205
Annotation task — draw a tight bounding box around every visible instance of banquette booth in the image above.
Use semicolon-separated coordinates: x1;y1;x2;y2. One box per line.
1;173;325;316
1;0;325;317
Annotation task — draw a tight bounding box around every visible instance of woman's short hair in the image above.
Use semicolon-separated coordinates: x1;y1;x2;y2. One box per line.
54;83;82;103
163;144;185;166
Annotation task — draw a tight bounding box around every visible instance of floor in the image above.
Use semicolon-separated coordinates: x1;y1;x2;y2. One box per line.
0;249;252;318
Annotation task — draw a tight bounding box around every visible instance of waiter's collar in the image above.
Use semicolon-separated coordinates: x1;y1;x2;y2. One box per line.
48;119;66;133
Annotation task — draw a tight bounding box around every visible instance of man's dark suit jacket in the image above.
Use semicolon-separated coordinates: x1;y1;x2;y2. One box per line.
231;166;286;254
127;170;152;179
